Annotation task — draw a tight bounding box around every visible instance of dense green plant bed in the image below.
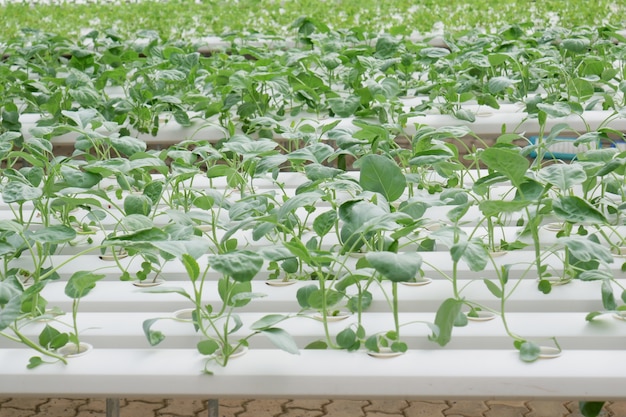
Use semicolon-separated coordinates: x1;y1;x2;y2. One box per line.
3;131;626;361
1;0;626;41
4;23;626;156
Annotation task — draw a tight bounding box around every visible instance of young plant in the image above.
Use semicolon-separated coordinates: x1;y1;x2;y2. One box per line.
482;262;561;362
361;251;433;355
61;270;106;354
143;252;299;373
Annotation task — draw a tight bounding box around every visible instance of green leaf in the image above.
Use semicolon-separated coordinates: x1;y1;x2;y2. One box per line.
553;196;606;224
70;86;99;107
302;164;343;182
2;182;42;203
308;289;344;310
218;279;255;307
110;135;147;157
538;164;587;191
479;148;528;188
359;154;406;202
124;194;153;216
140;286;191;300
281;257;299;274
118;214;154;232
409;148;455;166
261;328;300;354
27;356;45;369
182;253;200;282
519;341;540;362
250;314;289;331
197;339;219;355
107;227;168;243
283;240;312;265
483;279;502;298
585;311;604;321
313;210;337;238
0;220;23;234
328;95;360;117
537;102;575;118
64;271;105;299
31;225;76;244
0;280;21;306
365;251;422;282
562;38;590;53
336;327;357;349
538;279;552;294
450;238;488;272
391;341;408;353
62;109;99;129
209;251;263;282
454;108;475;122
38;325;68;349
278;192;321;221
297;285;318;309
290;145;334;165
478;200;529;218
429;298;463;346
579;402;605;417
568;78;594;101
347;291;373;313
61;166;102;188
419;47;450;58
601;280;617;311
143;318;166;346
143;181;164;206
487;76;516;94
305;340;328;349
0;295;21;331
561;237;613;264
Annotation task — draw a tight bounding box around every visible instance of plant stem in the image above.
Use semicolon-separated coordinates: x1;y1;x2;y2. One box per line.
392;281;400;338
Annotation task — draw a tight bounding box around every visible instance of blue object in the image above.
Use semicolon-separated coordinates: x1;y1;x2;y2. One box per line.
528;136;596;160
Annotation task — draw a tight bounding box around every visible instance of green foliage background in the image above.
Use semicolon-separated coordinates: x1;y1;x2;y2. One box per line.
1;0;625;41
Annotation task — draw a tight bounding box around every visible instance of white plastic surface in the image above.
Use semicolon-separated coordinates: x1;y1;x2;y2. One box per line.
1;348;625;400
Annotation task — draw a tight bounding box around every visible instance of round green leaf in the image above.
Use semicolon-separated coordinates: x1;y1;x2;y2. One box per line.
64;271;106;299
209;251;263;282
124;194;153;216
538;164;586;191
553;196;606;224
2;182;42;203
31;225;76;244
366;251;422;282
359;154;406;202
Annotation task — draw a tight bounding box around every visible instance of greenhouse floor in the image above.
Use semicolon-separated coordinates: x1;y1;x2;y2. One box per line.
0;398;624;417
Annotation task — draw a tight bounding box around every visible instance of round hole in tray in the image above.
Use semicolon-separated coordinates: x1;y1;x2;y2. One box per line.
367;348;405;358
172;308;195;322
133;278;165;288
212;345;249;360
401;277;433;287
612;311;626;321
611;246;626;257
466;310;497;322
58;342;93;358
99;250;128;261
537;276;571;287
195;224;212;232
265;279;297;287
538;346;562;359
543;222;564;232
312;311;351;322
